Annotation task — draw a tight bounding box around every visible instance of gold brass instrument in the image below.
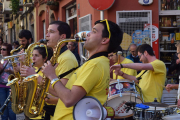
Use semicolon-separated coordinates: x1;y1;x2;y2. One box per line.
0;45;23;115
6;40;46;114
23;32;87;118
8;45;23;81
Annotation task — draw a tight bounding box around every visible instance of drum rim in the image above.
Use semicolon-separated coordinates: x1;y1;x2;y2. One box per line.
110;79;134;84
107;94;143;102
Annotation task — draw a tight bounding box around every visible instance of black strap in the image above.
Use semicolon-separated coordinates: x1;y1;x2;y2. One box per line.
0;61;9;75
58;52;108;79
136;70;147;81
60;45;68;55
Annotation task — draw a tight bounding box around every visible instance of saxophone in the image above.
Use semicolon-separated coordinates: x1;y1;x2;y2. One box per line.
0;45;23;115
23;37;86;118
6;40;45;114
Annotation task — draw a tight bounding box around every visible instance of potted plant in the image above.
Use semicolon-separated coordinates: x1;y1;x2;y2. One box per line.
47;0;59;11
9;0;19;14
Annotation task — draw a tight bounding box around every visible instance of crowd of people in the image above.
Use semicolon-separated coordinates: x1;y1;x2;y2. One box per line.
0;19;179;120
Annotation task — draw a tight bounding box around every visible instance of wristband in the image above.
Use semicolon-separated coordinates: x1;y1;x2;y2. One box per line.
51;78;60;88
120;64;123;68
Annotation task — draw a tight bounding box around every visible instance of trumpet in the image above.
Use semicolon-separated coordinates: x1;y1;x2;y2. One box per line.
0;53;27;64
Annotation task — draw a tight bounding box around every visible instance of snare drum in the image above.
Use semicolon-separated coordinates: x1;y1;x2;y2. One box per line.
162;114;180;120
134;106;166;120
106;79;143;119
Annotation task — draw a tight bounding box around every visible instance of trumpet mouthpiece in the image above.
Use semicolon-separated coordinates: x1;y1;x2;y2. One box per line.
75;38;86;42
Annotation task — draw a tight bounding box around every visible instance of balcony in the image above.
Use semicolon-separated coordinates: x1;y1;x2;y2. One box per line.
2;0;12;14
23;0;34;7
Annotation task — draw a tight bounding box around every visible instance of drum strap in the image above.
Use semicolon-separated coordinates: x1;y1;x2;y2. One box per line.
136;70;147;81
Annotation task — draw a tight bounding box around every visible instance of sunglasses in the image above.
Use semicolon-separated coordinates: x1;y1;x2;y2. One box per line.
100;19;111;39
1;48;7;51
34;45;48;57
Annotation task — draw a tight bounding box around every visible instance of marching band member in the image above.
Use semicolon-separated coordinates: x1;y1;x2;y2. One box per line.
21;21;79;120
110;44;166;103
13;30;33;74
20;45;53;120
41;19;123;120
108;46;137;80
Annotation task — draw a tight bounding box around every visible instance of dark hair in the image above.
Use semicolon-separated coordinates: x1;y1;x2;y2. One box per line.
95;20;123;53
19;30;33;42
136;44;155;56
0;37;3;44
13;41;20;46
113;46;122;53
33;46;53;62
2;43;12;55
49;21;71;38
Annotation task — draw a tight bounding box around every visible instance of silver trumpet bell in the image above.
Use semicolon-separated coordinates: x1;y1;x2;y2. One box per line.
0;53;27;64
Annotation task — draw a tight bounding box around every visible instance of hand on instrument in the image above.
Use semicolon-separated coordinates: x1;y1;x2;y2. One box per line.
41;61;59;80
44;94;58;105
4;67;13;73
165;84;174;92
13;65;20;73
18;49;25;62
20;64;36;77
110;65;122;76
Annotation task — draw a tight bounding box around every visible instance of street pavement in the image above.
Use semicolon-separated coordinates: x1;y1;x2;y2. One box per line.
0;113;25;120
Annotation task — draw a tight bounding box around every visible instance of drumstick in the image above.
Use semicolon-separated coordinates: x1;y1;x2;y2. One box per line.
116;51;122;79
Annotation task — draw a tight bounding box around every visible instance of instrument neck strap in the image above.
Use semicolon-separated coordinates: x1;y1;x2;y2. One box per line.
60;45;68;55
58;51;108;79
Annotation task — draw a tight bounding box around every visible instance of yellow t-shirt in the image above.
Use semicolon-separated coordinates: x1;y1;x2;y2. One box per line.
55;50;78;79
137;59;166;102
53;56;110;120
113;58;137;79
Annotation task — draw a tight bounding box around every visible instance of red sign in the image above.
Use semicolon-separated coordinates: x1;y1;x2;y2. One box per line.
88;0;115;11
144;24;159;59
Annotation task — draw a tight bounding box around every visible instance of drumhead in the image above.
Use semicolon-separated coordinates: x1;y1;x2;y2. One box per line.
106;94;142;118
110;79;134;84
